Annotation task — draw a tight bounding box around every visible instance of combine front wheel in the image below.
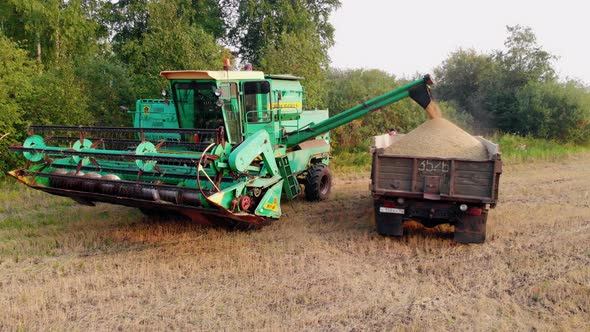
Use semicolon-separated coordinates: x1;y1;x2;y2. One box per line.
304;164;332;201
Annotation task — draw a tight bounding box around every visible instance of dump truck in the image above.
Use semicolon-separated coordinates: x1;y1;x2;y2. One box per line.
9;68;433;227
370;132;502;243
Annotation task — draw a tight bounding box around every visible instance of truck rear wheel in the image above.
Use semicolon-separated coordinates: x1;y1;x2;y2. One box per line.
454;210;488;243
304;164;332;201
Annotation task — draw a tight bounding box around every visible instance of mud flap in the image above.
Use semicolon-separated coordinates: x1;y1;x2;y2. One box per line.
374;204;403;236
454;211;487;244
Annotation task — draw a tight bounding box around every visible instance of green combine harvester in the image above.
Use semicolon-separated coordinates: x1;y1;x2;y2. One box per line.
9;68;433;227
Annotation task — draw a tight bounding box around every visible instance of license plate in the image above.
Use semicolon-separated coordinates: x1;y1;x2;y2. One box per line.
379;207;405;214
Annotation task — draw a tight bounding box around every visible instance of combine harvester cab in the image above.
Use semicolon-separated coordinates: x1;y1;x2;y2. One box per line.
9;67;433;227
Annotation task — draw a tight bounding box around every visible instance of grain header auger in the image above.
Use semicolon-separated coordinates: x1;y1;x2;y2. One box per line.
8;68;433;228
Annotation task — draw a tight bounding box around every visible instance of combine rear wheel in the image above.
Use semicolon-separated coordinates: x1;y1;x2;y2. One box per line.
304;164;332;201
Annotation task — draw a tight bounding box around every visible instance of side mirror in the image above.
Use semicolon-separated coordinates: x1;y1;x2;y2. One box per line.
119;105;129;112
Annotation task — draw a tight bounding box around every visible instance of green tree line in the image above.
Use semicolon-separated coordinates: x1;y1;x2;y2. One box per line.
433;25;590;143
0;1;588;174
0;0;341;173
327;25;590;152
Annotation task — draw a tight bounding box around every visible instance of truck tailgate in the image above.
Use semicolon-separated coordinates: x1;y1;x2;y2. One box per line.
372;154;501;204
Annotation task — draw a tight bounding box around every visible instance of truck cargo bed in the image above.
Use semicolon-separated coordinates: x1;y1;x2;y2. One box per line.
370;133;502;243
371;134;501;204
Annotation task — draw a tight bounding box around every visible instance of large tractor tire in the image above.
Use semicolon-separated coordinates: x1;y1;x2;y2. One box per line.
304;164;332;201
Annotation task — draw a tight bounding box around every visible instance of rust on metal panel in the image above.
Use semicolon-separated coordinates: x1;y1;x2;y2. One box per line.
297;139;329;150
423;176;441;200
411;158;418;192
449;160;456;196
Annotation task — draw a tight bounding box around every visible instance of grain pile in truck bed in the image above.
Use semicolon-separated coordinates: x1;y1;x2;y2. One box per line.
383;117;489;160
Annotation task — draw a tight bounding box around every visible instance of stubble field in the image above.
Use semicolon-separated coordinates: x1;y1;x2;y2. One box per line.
1;153;589;331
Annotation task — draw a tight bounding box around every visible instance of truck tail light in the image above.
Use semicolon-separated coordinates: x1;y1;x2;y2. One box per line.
467;208;482;216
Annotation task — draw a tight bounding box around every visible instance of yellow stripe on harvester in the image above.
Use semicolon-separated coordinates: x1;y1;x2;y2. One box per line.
271;102;302;109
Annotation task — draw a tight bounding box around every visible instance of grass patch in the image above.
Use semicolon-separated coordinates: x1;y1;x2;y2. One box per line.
496;134;589;163
0;151;590;330
0;178;141;258
331;151;372;172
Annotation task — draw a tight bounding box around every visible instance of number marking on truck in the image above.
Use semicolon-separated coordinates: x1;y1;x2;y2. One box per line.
379;207;405;214
418;160;449;173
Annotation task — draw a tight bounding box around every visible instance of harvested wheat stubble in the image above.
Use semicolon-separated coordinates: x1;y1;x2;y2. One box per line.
384;117;489;160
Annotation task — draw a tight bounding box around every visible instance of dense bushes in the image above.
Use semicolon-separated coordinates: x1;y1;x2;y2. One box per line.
1;3;589;178
434;25;590;144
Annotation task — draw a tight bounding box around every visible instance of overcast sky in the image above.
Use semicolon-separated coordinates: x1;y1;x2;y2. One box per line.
328;0;589;84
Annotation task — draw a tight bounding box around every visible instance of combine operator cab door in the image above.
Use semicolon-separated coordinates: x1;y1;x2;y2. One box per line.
172;81;221;131
242;81;275;142
218;82;242;144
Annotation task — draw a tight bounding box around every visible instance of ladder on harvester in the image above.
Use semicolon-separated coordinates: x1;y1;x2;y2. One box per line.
275;156;300;200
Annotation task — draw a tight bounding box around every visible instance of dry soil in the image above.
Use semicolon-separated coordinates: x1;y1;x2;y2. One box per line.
0;153;589;331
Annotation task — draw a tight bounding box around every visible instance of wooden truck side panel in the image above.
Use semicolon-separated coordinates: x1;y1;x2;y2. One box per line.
372;155;500;203
370;134;501;243
371;135;501;204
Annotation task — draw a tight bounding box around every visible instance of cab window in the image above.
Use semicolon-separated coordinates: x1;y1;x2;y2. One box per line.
244;81;271;123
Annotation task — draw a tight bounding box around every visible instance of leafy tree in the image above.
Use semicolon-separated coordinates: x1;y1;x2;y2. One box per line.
101;0;224;61
74;55;137;126
434;25;565;136
515;81;590;143
97;0;149;63
326;68;428;152
113;0;224;97
489;26;559;133
496;25;557;85
228;0;340;67
21;63;93;126
1;0;100;65
261;29;328;109
0;33;37;174
228;0;340;108
181;0;225;39
433;49;498;131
